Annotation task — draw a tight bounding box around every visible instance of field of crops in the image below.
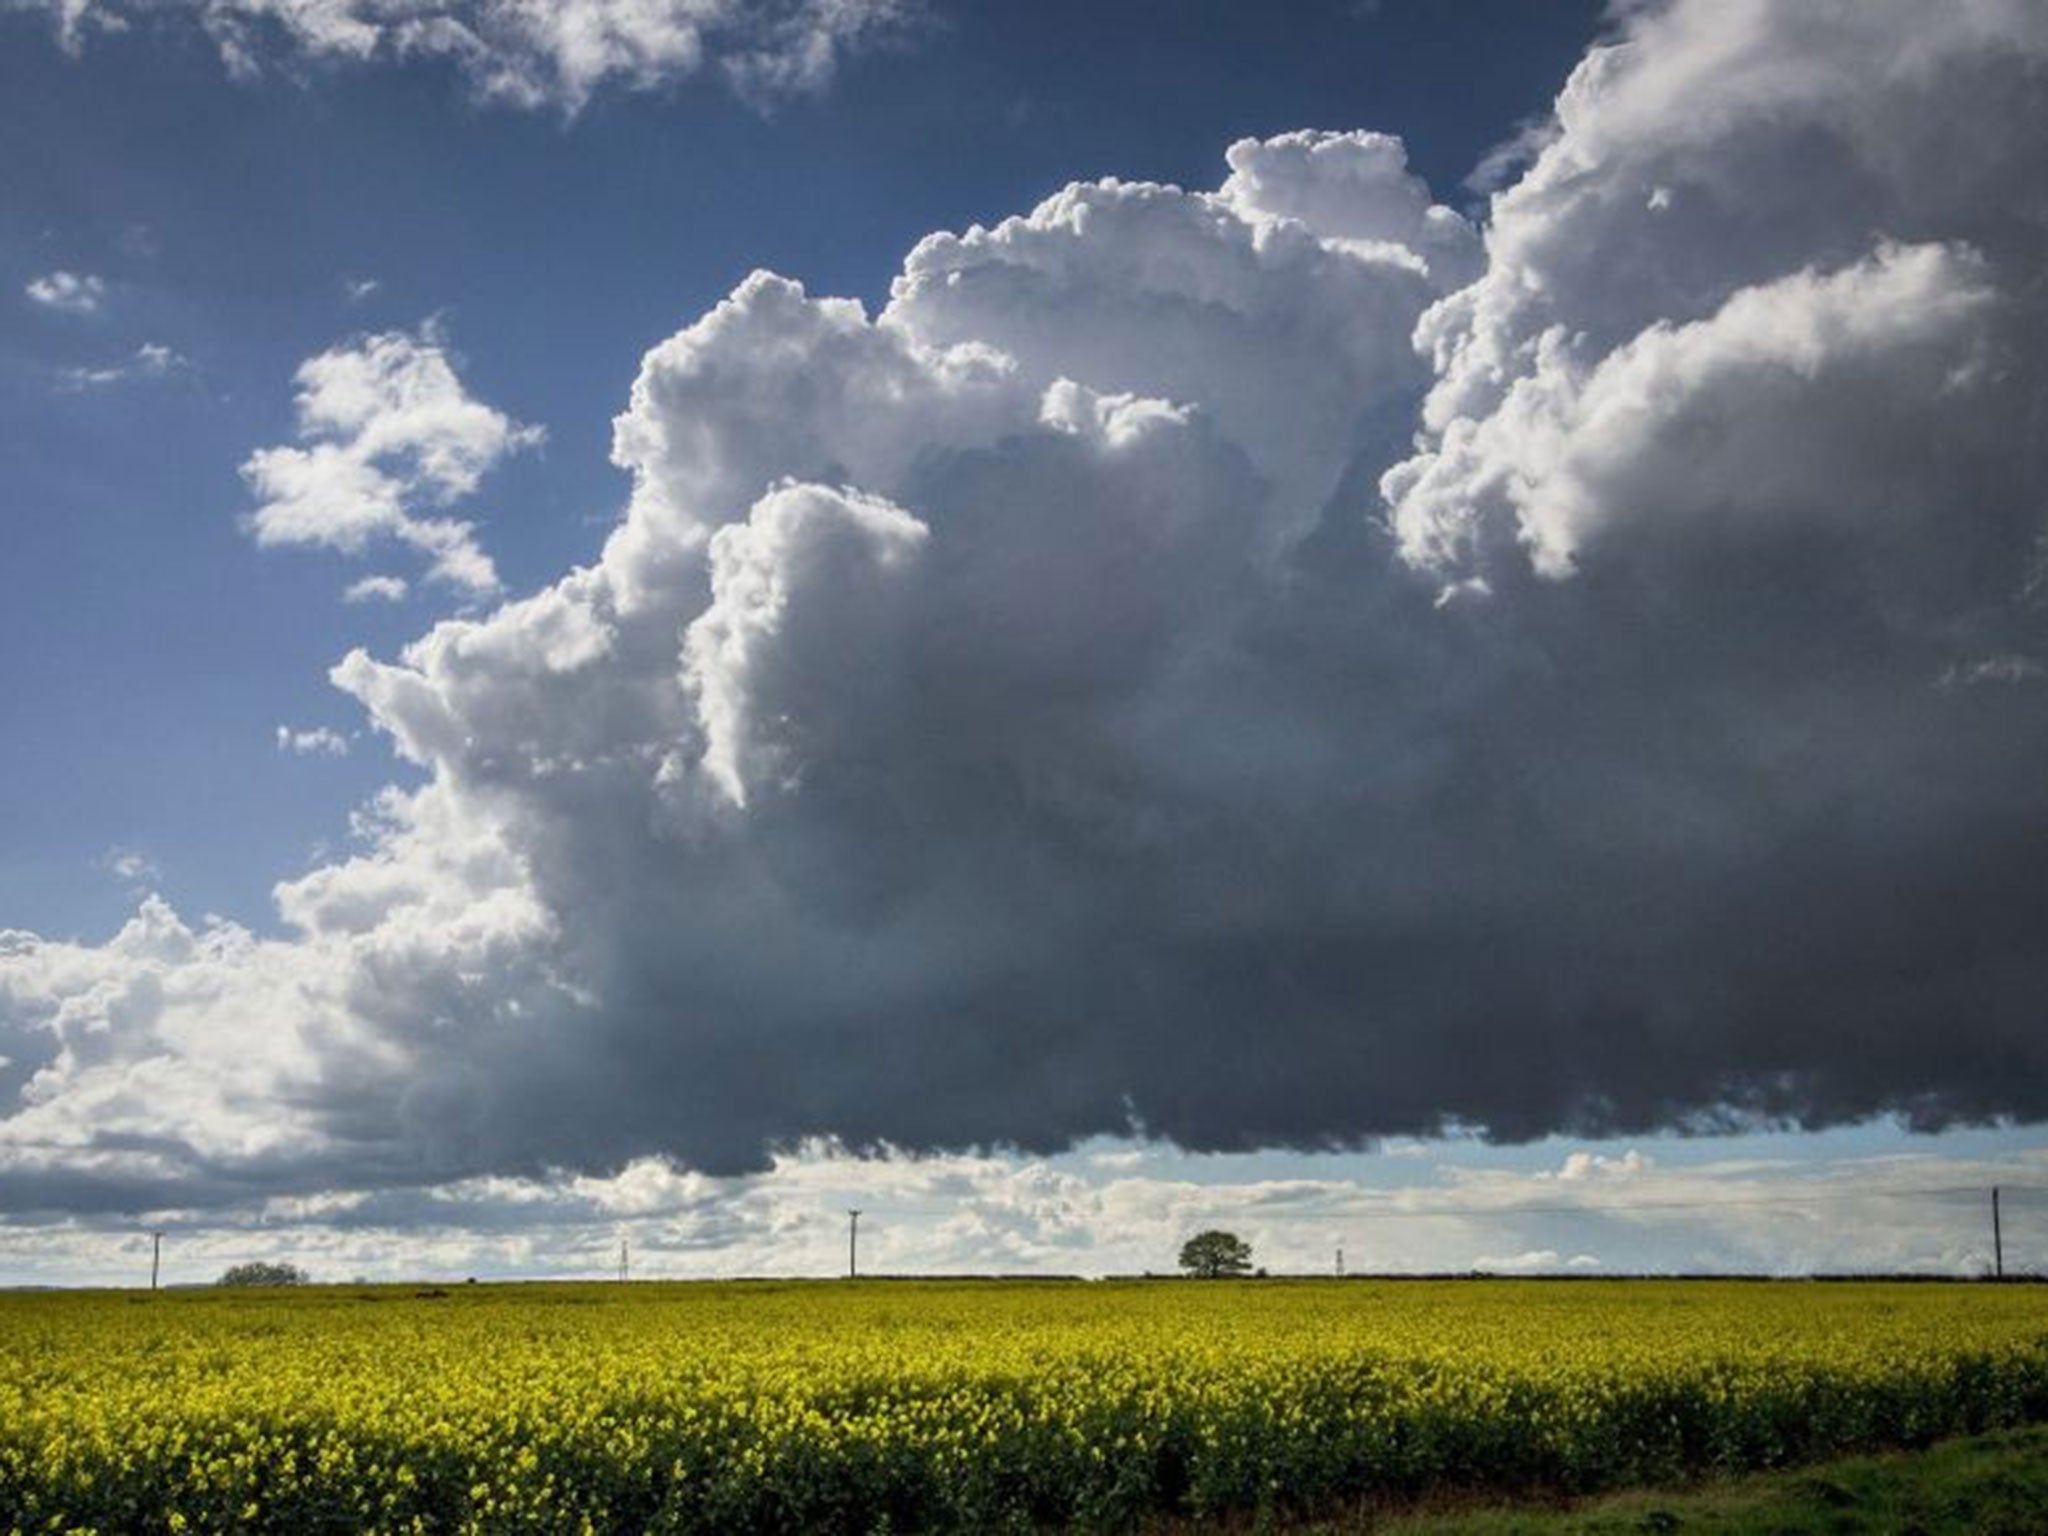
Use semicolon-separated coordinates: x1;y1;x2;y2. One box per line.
5;1278;2047;1533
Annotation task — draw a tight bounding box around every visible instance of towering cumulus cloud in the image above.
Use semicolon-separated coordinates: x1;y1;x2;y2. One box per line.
5;0;2048;1212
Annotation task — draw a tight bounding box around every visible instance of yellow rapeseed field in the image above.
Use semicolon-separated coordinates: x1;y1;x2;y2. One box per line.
4;1278;2047;1532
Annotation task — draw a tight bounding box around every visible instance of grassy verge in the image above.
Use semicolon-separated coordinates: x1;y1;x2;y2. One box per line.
1339;1423;2048;1534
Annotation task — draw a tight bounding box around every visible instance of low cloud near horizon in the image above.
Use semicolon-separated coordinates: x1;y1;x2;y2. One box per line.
4;0;2047;1237
5;1136;2040;1287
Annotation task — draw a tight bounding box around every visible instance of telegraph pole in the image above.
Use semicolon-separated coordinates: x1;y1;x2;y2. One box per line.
619;1236;629;1284
150;1230;163;1291
1335;1246;1344;1279
1993;1187;2004;1280
847;1209;862;1279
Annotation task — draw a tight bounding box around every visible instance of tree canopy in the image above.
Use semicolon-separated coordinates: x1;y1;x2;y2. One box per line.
217;1261;310;1287
1178;1229;1253;1279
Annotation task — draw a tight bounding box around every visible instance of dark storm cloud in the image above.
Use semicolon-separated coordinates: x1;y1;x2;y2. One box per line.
5;0;2047;1209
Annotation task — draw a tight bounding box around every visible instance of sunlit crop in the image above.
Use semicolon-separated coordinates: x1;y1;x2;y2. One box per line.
5;1278;2046;1531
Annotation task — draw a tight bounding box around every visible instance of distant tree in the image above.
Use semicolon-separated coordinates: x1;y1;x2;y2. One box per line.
1178;1230;1253;1279
217;1261;310;1287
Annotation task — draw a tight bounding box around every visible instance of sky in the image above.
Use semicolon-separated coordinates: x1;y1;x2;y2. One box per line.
3;0;2047;1287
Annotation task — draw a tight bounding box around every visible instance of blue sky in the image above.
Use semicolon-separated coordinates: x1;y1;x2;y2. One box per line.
4;0;2047;1285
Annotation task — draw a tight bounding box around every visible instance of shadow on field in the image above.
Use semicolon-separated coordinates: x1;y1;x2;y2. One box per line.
1136;1423;2048;1534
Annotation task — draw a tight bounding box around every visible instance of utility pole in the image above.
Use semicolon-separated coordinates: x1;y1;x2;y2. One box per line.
150;1230;163;1291
1993;1186;2003;1280
619;1236;629;1284
847;1209;862;1279
1335;1246;1344;1279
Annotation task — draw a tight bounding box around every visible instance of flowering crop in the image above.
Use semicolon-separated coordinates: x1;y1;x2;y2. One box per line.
4;1278;2047;1532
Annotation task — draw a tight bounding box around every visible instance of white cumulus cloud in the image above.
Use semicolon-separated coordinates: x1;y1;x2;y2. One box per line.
343;574;409;604
240;326;540;596
277;725;351;757
25;270;105;315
